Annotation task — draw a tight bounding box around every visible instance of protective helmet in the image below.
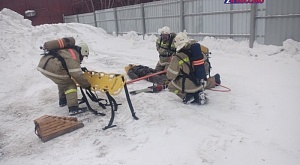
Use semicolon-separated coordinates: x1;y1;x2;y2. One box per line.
159;26;171;35
78;43;89;56
174;32;189;52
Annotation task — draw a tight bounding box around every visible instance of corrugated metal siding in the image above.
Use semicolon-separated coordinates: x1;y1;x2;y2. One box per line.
95;9;115;33
63;0;300;46
255;2;267;44
144;0;180;34
267;0;299;15
64;15;78;23
202;14;230;34
78;13;94;26
232;4;251;35
201;0;230;34
265;17;300;45
116;4;143;33
265;0;300;45
185;0;250;37
184;0;203;34
184;0;232;36
232;13;250;34
202;0;231;12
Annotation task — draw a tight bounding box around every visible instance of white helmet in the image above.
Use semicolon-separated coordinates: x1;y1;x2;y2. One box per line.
174;32;189;52
78;43;89;56
159;26;171;35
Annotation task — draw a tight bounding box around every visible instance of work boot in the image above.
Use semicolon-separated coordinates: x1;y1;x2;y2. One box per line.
69;106;88;116
214;73;221;85
183;93;195;104
59;97;67;107
198;91;207;105
192;91;207;105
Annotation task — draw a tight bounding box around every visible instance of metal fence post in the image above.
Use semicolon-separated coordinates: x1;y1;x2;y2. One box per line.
62;14;65;23
90;0;97;27
141;3;146;38
249;4;257;48
230;4;233;39
180;0;184;32
76;14;79;23
113;8;119;36
93;11;97;27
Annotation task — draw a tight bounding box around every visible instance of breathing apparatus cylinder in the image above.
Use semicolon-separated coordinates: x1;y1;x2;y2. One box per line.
43;37;75;51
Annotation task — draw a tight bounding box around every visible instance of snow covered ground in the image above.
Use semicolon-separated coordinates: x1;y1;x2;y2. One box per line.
0;8;300;165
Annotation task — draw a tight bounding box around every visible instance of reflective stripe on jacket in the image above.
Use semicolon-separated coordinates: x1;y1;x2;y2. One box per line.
37;48;90;88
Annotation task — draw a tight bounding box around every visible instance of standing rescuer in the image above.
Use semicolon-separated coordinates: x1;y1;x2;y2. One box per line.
155;26;177;71
37;37;91;115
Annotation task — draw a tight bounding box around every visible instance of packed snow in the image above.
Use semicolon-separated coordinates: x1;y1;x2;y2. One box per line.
0;8;300;165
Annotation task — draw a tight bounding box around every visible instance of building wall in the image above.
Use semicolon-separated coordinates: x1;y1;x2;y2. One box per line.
0;0;75;25
0;0;156;26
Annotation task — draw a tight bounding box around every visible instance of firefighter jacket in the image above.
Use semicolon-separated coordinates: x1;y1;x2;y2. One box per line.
156;33;177;66
37;48;90;88
166;41;205;94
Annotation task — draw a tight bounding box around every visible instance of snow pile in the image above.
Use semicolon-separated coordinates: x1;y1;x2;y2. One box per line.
282;39;300;58
0;8;32;28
